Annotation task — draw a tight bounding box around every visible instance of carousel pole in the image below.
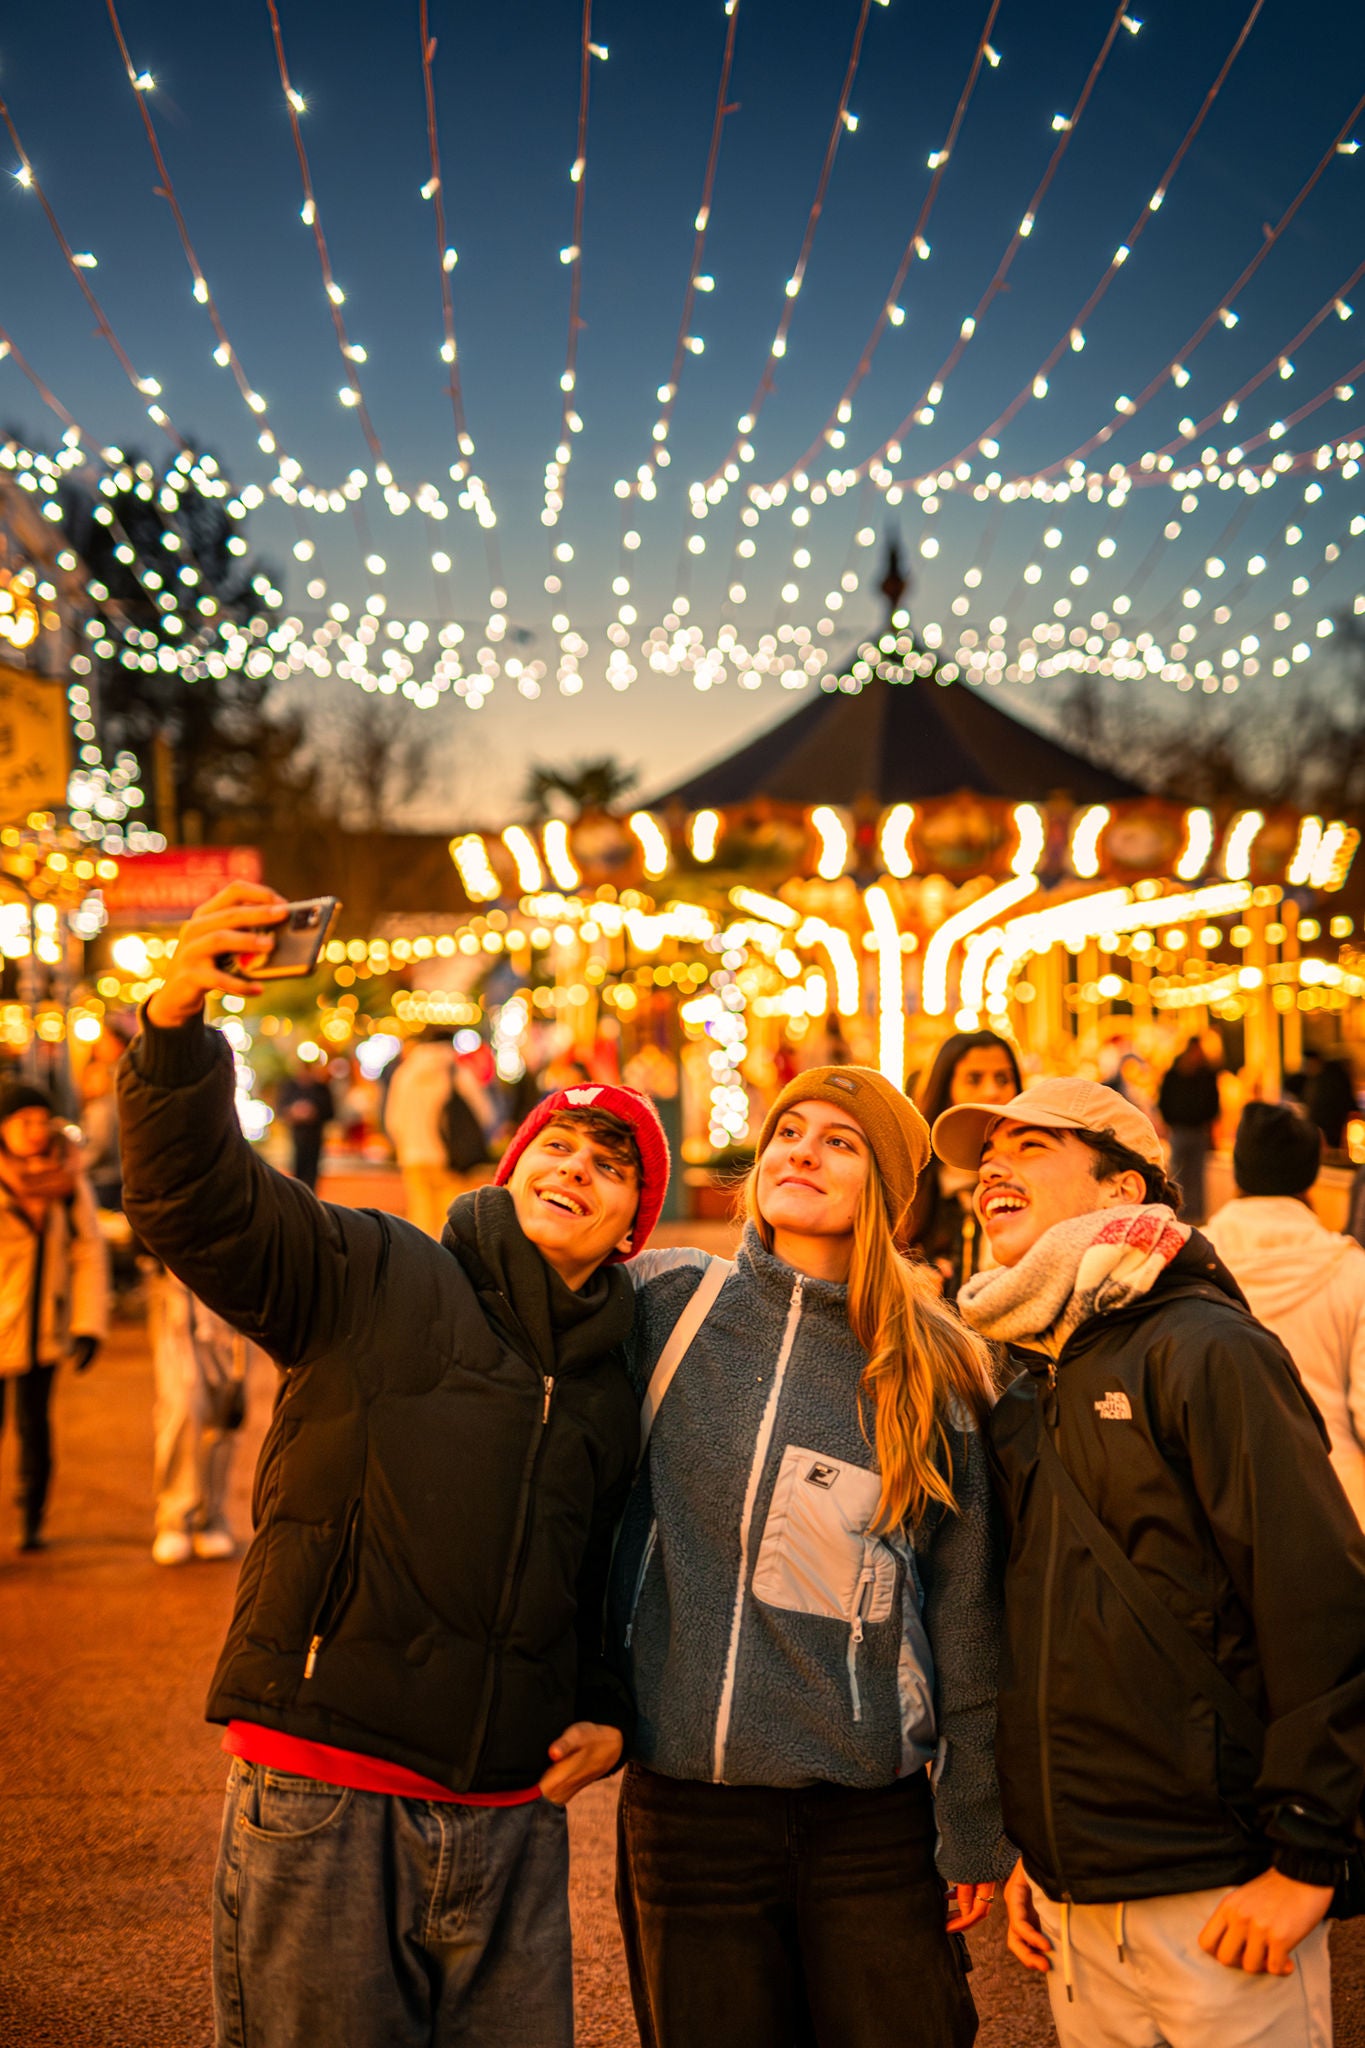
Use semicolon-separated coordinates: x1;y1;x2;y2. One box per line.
1185;923;1210;1045
1130;947;1152;1048
1280;899;1302;1081
1241;901;1278;1102
1079;940;1102;1064
1035;943;1066;1069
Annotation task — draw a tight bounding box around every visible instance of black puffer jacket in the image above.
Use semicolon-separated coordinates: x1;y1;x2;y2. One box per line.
989;1234;1365;1904
119;1016;639;1792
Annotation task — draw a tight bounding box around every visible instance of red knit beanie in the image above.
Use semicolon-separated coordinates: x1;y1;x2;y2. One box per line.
496;1084;670;1260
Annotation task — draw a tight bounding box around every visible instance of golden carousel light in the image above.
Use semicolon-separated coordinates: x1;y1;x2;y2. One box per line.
542;820;580;889
449;833;499;901
628;810;671;878
809;805;850;880
922;871;1041;1018
501;825;544;892
863;884;905;1084
729;886;797;928
1069;805;1110;878
1011;804;1046;876
795;916;860;1016
0;573;41;650
878;804;915;879
1286;815;1323;886
1221;810;1264;881
1313;822;1358;890
688;810;721;862
1175;808;1214;881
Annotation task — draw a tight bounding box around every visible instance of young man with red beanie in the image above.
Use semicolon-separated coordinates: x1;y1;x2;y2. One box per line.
116;883;671;2048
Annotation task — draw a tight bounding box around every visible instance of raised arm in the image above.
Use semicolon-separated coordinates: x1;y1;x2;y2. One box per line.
119;884;385;1368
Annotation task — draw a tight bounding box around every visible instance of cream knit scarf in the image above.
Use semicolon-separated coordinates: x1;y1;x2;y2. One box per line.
955;1203;1189;1350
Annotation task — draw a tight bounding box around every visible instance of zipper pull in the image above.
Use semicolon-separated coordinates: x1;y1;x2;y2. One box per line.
304;1634;321;1679
1047;1361;1058;1392
851;1614;864;1645
542;1375;555;1424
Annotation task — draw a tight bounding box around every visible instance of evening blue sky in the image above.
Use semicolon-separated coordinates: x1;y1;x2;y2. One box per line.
2;0;1362;820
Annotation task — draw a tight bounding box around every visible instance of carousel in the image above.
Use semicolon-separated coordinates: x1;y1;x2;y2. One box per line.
91;644;1363;1170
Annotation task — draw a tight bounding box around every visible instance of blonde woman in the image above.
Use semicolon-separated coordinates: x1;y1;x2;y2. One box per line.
613;1068;1013;2048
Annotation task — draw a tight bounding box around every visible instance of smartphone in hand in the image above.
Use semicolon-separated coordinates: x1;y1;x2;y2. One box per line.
215;897;341;981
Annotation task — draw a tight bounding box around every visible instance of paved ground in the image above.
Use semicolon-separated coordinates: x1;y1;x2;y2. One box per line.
1;1202;1361;2046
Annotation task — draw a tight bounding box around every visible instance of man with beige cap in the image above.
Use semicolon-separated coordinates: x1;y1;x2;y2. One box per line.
931;1078;1365;2048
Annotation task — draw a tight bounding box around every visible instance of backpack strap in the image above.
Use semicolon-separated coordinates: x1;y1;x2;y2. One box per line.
1033;1422;1267;1758
639;1258;733;1457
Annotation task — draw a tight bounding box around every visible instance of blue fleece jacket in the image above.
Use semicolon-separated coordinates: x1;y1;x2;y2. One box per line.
611;1226;1015;1884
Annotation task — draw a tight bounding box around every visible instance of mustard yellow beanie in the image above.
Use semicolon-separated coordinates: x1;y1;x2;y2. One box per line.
754;1065;930;1246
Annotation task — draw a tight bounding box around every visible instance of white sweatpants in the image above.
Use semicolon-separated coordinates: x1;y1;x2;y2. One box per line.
150;1275;243;1538
1032;1884;1332;2048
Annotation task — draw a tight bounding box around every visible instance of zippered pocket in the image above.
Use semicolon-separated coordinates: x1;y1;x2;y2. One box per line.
624;1519;658;1650
846;1563;880;1722
752;1445;895;1625
302;1498;363;1680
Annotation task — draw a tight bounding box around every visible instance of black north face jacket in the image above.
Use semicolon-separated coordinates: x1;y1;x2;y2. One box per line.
988;1235;1365;1904
119;1016;638;1793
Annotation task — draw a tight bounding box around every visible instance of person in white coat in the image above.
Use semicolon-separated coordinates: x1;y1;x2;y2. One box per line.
1205;1100;1365;1528
0;1081;110;1550
382;1031;493;1237
149;1267;253;1565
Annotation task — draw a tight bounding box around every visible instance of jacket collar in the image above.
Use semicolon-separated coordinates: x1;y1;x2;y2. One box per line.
443;1183;633;1378
735;1220;851;1317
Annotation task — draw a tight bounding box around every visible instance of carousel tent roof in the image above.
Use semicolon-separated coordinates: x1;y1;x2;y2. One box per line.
654;673;1144;810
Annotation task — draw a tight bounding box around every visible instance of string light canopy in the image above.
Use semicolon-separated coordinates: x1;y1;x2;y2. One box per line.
0;6;1359;726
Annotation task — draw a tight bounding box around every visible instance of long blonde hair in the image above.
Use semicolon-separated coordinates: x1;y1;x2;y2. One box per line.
745;1157;995;1532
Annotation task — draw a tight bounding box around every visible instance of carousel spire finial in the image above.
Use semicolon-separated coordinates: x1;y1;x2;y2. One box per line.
878;533;910;631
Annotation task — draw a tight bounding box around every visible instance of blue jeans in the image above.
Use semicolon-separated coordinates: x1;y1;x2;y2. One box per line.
213;1759;572;2048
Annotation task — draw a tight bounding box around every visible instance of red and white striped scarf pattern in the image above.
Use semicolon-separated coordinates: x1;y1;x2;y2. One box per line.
955;1203;1190;1349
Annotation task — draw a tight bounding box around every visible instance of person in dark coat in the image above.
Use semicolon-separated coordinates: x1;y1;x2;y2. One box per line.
117;881;672;2048
932;1077;1365;2048
906;1030;1022;1298
1157;1038;1222;1223
1303;1051;1358;1154
275;1057;335;1191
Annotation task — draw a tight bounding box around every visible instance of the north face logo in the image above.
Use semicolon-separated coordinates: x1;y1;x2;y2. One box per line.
805;1461;840;1489
565;1087;602;1105
1094;1391;1132;1421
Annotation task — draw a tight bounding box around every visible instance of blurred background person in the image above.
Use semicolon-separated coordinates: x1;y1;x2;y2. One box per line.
149;1266;251;1565
906;1029;1022;1298
276;1055;336;1193
383;1029;493;1237
1298;1048;1358;1157
1100;1038;1161;1128
0;1082;109;1552
1157;1037;1222;1224
1205;1102;1365;1529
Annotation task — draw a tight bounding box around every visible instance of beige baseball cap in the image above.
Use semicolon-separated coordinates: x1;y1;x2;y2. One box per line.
931;1076;1165;1173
